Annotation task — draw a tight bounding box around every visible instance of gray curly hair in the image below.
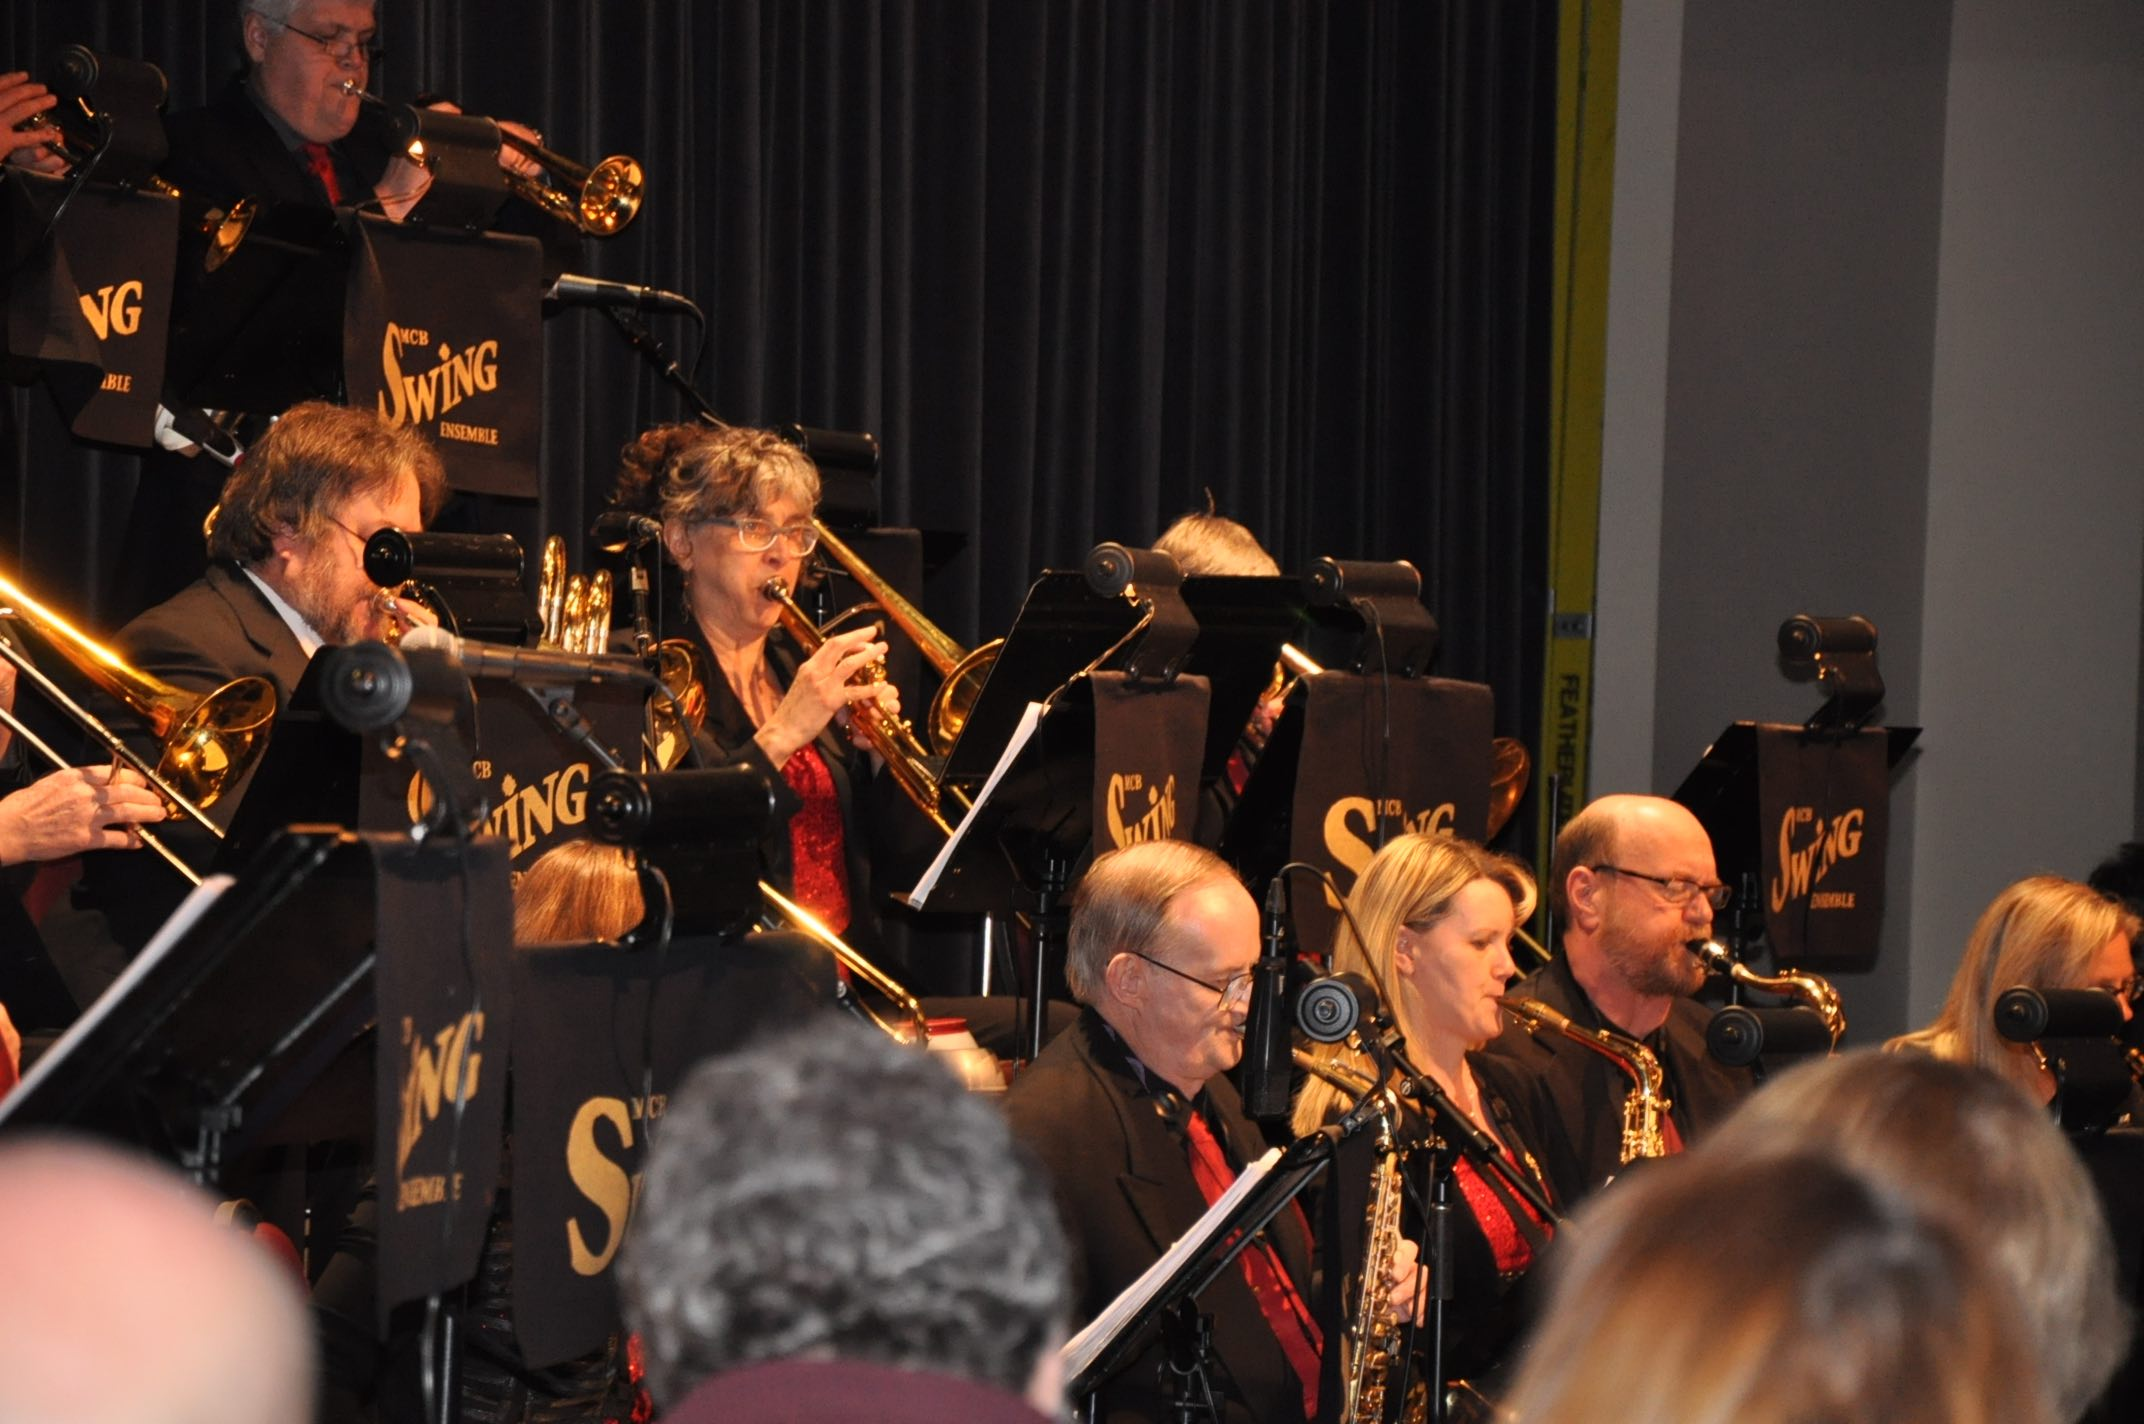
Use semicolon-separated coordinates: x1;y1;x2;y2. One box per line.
619;1021;1069;1406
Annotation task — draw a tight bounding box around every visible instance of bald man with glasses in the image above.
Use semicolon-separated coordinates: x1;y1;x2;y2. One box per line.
1479;793;1756;1208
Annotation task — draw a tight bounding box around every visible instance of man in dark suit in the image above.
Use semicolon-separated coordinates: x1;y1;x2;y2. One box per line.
1479;793;1756;1209
63;401;444;984
1005;841;1411;1424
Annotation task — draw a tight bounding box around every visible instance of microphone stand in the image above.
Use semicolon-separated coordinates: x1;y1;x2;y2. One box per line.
600;305;726;426
1385;1044;1561;1424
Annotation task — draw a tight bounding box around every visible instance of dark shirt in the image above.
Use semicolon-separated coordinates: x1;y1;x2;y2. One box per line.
1476;951;1755;1210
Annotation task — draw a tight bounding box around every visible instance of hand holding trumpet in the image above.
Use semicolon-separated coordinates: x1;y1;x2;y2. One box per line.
0;72;67;175
753;623;900;768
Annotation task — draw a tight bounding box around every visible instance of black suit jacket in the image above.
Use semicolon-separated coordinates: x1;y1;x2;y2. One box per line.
1003;1009;1316;1424
162;76;394;211
1476;952;1754;1210
70;563;311;971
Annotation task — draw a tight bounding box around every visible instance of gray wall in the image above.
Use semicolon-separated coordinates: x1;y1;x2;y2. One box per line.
1594;0;2144;1041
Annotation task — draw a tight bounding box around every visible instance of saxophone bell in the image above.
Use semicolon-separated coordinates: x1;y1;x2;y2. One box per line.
1686;938;1846;1048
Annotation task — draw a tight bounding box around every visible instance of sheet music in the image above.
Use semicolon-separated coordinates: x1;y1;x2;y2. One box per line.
3;874;237;1114
907;699;1048;909
1060;1144;1283;1381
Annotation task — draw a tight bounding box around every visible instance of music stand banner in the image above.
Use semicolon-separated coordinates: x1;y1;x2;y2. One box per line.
1091;671;1210;852
510;931;838;1366
1289;676;1493;955
1755;726;1890;971
3;171;177;447
373;835;515;1325
345;215;540;497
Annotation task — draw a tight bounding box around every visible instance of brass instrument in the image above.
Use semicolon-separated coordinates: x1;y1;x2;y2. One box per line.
1263;647;1532;837
535;536;614;653
1687;938;1846;1048
19;111;254;270
763;576;969;836
1500;996;1670;1164
759;879;930;1043
0;568;278;882
340;82;643;236
1293;1045;1423;1424
811;519;1000;754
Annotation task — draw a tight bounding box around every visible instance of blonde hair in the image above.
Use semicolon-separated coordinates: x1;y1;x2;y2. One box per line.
1152;506;1280;577
1702;1051;2127;1420
1501;1149;2052;1424
514;840;646;944
1292;834;1535;1136
1887;875;2140;1095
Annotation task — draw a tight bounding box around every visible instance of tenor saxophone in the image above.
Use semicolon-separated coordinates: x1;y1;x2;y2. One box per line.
1687;939;1846;1047
1499;997;1671;1163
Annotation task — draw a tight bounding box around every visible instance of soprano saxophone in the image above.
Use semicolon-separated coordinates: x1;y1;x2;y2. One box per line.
1293;1047;1426;1424
1499;997;1671;1163
1686;938;1846;1048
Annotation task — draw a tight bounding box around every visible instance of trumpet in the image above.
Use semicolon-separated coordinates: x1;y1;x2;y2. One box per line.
763;577;970;837
811;519;1000;754
1687;938;1846;1048
339;81;643;236
16;110;255;270
0;567;277;883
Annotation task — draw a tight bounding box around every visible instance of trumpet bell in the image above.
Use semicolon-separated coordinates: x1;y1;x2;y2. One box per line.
929;638;1000;753
1487;736;1530;838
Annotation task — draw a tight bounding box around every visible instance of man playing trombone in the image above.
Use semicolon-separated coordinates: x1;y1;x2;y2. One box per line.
65;403;445;982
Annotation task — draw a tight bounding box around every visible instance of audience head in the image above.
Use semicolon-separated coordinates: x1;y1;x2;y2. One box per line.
619;1021;1069;1412
513;839;647;944
1552;794;1719;1000
1064;840;1258;1099
1703;1051;2127;1420
0;1135;316;1424
1501;1146;2050;1424
207;401;445;644
1890;875;2140;1094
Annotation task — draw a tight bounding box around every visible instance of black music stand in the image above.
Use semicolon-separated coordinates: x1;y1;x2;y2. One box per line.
1175;574;1305;787
0;828;379;1182
1065;1131;1334;1412
912;570;1156;1061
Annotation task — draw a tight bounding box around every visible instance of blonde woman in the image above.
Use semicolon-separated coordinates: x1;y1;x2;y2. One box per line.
1292;833;1554;1384
1888;875;2140;1103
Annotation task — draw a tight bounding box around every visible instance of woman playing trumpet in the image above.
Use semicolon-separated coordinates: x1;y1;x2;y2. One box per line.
614;423;898;940
1293;833;1557;1388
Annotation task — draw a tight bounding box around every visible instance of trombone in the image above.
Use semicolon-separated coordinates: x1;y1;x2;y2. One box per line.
810;519;1000;754
0;568;277;884
339;82;644;237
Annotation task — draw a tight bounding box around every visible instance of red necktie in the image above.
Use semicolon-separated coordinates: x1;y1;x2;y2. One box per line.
1183;1109;1323;1419
301;142;343;204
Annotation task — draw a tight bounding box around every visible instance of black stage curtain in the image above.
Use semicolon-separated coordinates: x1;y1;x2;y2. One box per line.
3;0;1551;844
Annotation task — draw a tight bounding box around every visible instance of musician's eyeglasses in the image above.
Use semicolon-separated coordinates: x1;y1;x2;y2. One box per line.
701;516;819;557
1128;951;1253;1011
2089;975;2143;1004
265;16;384;66
1591;865;1734;911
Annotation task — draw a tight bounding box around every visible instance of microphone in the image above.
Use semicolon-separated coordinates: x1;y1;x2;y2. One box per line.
545;273;701;316
1240;876;1296;1122
401;624;656;688
1992;986;2127;1042
591;509;663;553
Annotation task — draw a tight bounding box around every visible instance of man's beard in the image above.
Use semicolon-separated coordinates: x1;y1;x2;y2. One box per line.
1601;904;1704;998
283;564;367;645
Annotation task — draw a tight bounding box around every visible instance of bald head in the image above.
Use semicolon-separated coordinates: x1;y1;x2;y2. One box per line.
0;1138;314;1424
1554;794;1720;1026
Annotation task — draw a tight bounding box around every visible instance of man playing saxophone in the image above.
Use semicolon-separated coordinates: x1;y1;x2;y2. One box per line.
1480;794;1755;1208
